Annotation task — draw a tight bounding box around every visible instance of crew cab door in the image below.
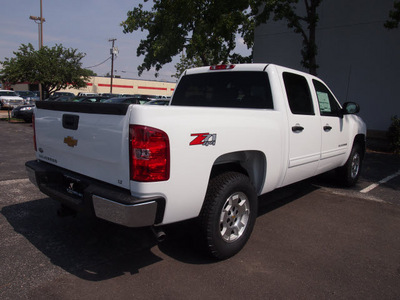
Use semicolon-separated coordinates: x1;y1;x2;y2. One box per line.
281;72;321;186
312;79;349;172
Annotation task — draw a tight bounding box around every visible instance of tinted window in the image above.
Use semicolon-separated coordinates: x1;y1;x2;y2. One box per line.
172;71;273;109
17;91;34;97
104;97;138;104
0;91;18;96
283;72;314;115
312;80;341;116
103;97;150;105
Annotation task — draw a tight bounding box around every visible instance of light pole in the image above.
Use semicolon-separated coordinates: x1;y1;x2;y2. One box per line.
108;38;118;94
29;0;45;100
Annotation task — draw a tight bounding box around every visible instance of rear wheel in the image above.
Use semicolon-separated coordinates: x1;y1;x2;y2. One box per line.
200;172;258;259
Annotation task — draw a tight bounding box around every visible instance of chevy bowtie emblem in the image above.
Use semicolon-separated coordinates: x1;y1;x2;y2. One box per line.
64;136;78;147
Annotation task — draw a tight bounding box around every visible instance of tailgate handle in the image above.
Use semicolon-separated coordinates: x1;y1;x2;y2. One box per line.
63;114;79;130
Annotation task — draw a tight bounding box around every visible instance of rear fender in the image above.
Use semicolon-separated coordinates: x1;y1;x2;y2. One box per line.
211;150;266;195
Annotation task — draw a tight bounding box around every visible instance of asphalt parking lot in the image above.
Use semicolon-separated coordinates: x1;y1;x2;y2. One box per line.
0;117;399;299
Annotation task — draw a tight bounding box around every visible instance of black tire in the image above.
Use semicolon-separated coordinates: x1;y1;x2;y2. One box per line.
337;144;362;187
200;172;258;259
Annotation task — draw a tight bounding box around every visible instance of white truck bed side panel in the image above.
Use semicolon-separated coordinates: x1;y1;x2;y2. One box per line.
128;105;285;224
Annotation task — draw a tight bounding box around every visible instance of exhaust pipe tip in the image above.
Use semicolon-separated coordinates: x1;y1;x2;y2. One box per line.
151;226;167;243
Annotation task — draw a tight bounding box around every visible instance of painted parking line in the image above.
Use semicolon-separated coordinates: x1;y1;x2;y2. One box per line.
360;170;400;194
0;178;30;186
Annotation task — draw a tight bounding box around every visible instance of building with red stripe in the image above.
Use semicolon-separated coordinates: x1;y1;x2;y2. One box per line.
69;76;176;96
11;76;176;97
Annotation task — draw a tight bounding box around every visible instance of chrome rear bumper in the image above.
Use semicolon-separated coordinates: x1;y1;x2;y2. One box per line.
26;160;165;227
92;195;157;227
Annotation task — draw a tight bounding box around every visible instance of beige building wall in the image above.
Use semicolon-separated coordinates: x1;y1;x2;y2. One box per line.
10;76;176;97
64;76;176;96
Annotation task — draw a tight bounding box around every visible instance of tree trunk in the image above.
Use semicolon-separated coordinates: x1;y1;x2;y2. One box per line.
307;0;319;76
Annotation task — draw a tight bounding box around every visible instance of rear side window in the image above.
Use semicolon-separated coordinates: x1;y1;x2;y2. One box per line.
283;72;314;115
172;71;273;109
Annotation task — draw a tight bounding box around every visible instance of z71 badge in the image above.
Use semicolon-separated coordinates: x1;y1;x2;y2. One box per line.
190;133;217;146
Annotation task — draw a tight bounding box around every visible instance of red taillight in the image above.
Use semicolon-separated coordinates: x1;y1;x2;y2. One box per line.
129;125;170;182
32;113;37;152
210;64;235;70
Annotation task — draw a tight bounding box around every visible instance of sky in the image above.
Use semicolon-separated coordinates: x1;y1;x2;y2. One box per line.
0;0;250;83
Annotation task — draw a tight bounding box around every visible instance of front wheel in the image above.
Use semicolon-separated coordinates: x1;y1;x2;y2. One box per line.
337;144;363;187
200;172;258;260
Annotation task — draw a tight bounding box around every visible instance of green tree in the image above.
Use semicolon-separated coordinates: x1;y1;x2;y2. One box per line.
0;43;94;97
121;0;255;77
121;0;322;77
388;115;400;154
172;54;203;79
385;1;400;29
254;0;322;75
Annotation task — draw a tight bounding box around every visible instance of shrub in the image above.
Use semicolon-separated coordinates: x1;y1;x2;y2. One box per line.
387;115;400;154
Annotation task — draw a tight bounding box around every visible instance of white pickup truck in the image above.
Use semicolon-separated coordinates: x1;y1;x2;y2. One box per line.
26;63;366;259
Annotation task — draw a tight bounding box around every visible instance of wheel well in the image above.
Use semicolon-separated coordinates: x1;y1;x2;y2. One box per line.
210;151;266;194
354;134;366;159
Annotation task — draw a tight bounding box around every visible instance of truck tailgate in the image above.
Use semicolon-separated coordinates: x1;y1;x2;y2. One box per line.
34;101;132;189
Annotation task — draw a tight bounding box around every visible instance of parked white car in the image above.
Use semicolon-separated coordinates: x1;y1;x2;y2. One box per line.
0;90;25;109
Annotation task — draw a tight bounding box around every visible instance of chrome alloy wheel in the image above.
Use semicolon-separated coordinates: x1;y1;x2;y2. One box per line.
351;152;361;179
219;192;250;242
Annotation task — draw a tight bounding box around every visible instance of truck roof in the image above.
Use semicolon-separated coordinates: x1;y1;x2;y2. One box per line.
183;63;322;82
185;63;270;75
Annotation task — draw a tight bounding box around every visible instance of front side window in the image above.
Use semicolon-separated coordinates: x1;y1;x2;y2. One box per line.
172;71;273;109
312;80;341;117
283;72;314;115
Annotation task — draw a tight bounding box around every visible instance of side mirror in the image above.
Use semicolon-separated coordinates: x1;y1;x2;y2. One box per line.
342;102;360;115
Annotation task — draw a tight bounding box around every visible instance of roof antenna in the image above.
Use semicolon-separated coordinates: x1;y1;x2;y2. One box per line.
345;65;352;102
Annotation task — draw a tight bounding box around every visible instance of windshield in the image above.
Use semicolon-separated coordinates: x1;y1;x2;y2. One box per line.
172;71;274;109
50;92;74;98
103;97;150;104
0;91;18;96
145;100;170;105
17;91;35;97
